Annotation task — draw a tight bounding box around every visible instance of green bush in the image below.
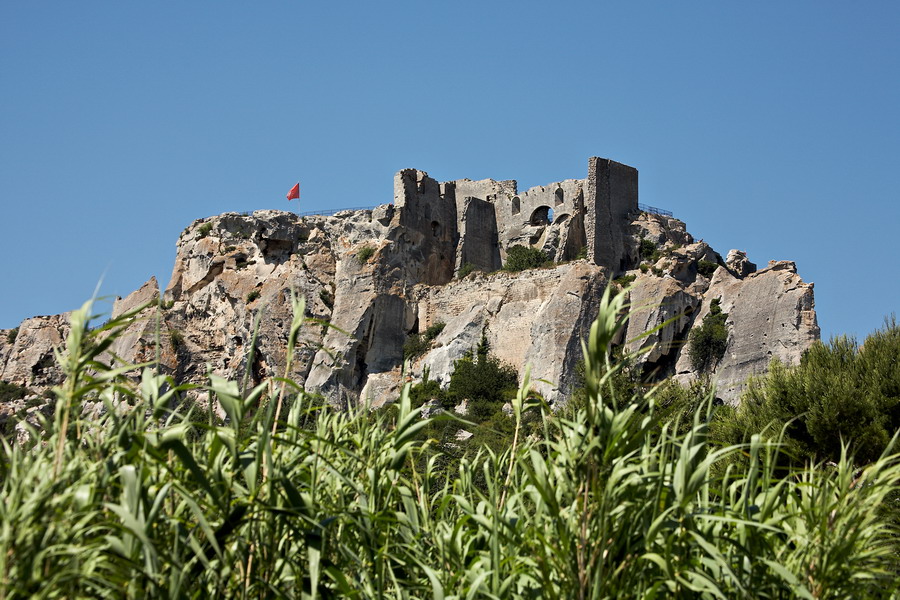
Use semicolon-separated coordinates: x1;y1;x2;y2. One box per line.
613;273;636;287
169;329;185;351
318;288;334;309
408;376;443;408
196;222;213;239
356;246;375;263
688;298;728;372
445;337;518;410
457;262;476;278
0;380;29;404
503;245;547;272
697;259;719;278
423;321;445;340
246;290;261;303
6;328;18;344
639;238;659;262
403;322;445;360
715;316;900;465
639;263;649;273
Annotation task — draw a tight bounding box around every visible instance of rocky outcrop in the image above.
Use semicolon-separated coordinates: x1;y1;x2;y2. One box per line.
674;260;819;402
0;158;820;410
1;313;71;389
410;262;606;405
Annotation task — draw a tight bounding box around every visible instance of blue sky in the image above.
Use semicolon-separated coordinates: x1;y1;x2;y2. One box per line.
1;2;898;342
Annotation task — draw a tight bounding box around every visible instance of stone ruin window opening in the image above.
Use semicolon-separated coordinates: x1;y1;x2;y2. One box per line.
530;206;553;226
511;196;521;215
554;188;564;206
431;221;441;238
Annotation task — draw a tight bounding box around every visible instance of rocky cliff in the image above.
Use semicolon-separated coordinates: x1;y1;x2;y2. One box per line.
0;157;820;422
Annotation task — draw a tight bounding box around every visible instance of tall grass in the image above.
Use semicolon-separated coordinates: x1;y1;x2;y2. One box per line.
1;290;898;598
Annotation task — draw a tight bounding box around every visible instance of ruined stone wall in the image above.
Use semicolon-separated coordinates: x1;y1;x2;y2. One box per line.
513;179;586;261
395;157;634;273
456;197;501;272
392;169;458;285
585;158;639;272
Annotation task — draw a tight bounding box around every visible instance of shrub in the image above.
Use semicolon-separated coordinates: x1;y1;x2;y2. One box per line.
235;258;249;270
688;298;728;372
169;329;185;351
196;222;213;239
651;266;663;276
697;259;719;278
6;328;18;344
403;323;445;361
639;263;649;273
408;376;444;408
160;299;175;310
715;316;900;465
503;245;547;272
224;245;236;253
318;288;334;309
457;262;476;278
575;245;588;260
613;274;636;287
445;336;518;409
423;321;445;340
0;380;28;404
639;238;658;262
356;246;376;263
246;290;261;303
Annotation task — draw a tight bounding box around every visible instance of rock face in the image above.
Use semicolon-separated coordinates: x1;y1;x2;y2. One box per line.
673;260;819;402
1;313;71;389
0;157;820;409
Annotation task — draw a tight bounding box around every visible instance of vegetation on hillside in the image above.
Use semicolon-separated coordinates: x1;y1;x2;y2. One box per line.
715;316;900;465
402;321;446;360
688;298;729;372
0;293;898;597
503;245;548;271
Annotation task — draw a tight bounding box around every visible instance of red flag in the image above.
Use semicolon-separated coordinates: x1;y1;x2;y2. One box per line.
286;182;300;201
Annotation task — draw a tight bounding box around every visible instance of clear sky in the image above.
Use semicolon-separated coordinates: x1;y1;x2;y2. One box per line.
1;2;898;342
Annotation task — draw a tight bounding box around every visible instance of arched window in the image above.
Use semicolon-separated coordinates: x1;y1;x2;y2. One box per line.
529;206;553;226
554;188;564;206
511;196;521;216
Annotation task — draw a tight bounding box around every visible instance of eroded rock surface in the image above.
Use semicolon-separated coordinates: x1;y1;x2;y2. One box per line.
674;260;819;402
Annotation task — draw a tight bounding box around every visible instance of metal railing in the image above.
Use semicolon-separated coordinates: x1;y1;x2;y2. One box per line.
638;203;673;217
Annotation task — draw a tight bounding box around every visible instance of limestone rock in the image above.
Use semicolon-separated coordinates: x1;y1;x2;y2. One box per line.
411;263;606;406
725;250;757;278
0;313;70;388
675;260;819;403
624;275;699;370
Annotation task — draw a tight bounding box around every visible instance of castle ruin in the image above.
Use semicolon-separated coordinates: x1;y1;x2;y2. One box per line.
393;157;639;283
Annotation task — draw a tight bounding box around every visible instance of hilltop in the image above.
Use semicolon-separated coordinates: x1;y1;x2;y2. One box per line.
0;157;819;420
